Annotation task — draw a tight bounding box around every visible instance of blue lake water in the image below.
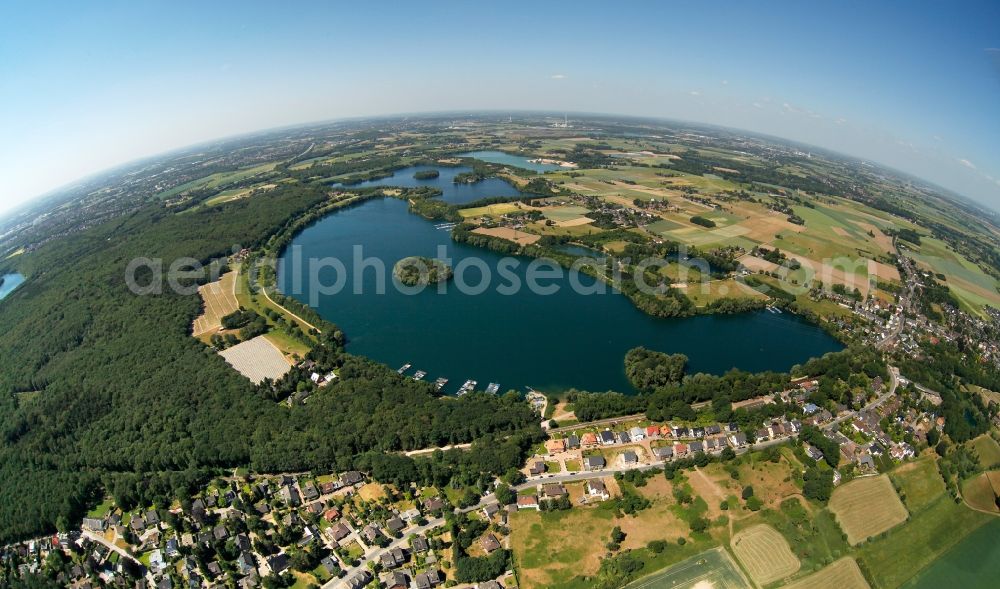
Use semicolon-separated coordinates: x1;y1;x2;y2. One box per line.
457;150;562;172
277;195;843;395
0;273;24;301
337;165;522;205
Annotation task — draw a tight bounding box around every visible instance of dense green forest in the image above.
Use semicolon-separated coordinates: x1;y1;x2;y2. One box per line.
0;185;540;544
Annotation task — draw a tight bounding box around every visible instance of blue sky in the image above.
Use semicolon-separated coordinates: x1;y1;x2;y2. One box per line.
2;0;999;214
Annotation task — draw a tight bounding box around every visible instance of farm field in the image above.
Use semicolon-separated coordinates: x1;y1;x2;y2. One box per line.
471;226;541;245
856;493;992;589
778;557;870;589
908;236;1000;315
828;475;908;545
889;453;946;513
967;434;1000;469
192;271;240;336
738;497;849;579
624;547;751;589
218;335;292;384
961;471;1000;513
730;524;800;586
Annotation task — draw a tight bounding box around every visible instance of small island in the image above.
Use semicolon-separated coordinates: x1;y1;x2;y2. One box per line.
413;169;440;180
393;256;453;287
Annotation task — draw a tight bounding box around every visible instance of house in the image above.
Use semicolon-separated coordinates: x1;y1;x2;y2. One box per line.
149;550;165;574
300;481;320;501
362;524;382;544
206;561;223;579
671;425;689;438
623;450;638;465
341;471;364;486
423;497;445;512
566;434;581;449
692;426;706;438
705;424;722;436
267;553;289;575
346;571;373;589
414;569;441;589
581;432;599;446
617;431;631;444
755;428;770;443
380;547;406;569
386;516;405;534
645;425;660;438
236;533;252;552
516;495;539;510
629;426;646;441
804;444;824;462
400;508;420;522
236;552;255;575
583;455;606;470
660;424;673;437
653;446;674;460
324;508;341;522
320;480;341;495
673;443;689;456
832;470;842;486
528;461;546;476
385;570;409;589
689;441;704;454
542;483;567;499
803;402;819;414
705;438;719;452
599;430;616;445
411;536;430;553
213;525;229;541
586;480;610;500
329;523;351;542
482;502;501;520
278;485;301;507
165;538;180;558
480;533;501;553
479;581;505;589
320;556;339;577
144;510;160;527
858;454;876;471
545;439;566;454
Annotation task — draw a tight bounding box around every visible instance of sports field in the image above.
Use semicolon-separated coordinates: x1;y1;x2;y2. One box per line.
218;335;292;384
730;524;800;586
192;271;240;336
778;557;870;589
625;547;751;589
828;475;908;545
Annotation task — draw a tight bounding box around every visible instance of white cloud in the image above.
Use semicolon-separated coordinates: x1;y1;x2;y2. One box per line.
689;90;701;96
958;158;977;170
550;74;567;80
835;117;847;126
721;80;729;85
752;102;764;109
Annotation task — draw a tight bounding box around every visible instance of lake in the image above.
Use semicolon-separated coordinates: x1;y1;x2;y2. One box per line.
902;518;1000;589
338;164;521;205
0;273;24;301
457;150;562;172
277;195;842;395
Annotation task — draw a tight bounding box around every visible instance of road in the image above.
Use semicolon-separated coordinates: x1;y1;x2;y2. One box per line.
82;530;144;568
261;286;321;333
548;413;646;434
821;365;898;431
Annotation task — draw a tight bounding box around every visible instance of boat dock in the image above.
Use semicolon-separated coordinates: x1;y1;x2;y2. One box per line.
412;370;427;381
397;363;412;374
435;222;457;230
457;379;477;396
433;377;449;392
485;382;500;394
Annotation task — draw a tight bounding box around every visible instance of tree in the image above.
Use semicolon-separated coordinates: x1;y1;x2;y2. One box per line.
745;496;763;511
611;526;626;543
741;486;754;500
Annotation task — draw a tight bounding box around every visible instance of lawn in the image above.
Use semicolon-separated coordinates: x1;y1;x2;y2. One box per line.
624;547;751;589
86;498;115;519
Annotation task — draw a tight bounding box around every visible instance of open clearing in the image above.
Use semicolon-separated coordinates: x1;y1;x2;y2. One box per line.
968;434;1000;469
889;454;946;513
218;335;292;384
778;557;870;589
472;226;541;245
192;271;239;336
624;547;751;589
731;524;800;586
829;475;908;545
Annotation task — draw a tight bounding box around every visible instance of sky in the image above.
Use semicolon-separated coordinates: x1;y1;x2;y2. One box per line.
2;0;999;215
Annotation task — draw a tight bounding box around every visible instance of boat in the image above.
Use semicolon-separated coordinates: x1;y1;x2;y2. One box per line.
413;370;427;380
397;363;412;374
433;377;449;392
486;382;500;394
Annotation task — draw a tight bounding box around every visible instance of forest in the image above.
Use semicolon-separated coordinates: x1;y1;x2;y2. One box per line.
0;184;541;544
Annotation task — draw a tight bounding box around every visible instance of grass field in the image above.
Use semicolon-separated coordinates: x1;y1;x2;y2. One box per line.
889;454;946;513
779;557;870;589
742;497;849;579
731;524;800;586
192;271;240;336
828;475;908;545
909;236;1000;316
968;434;1000;469
961;471;1000;513
624;547;751;589
855;493;991;588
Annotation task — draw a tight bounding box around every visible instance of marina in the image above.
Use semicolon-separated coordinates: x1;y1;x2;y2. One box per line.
485;382;500;394
397;363;411;374
457;379;477;396
412;370;427;380
433;377;449;392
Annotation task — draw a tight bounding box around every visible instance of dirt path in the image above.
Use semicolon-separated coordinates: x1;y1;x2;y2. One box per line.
261;286;321;333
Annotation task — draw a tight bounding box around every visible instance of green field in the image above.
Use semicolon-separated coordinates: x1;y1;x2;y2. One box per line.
624;547;751;589
968;434;1000;469
856;494;992;588
889;454;946;513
